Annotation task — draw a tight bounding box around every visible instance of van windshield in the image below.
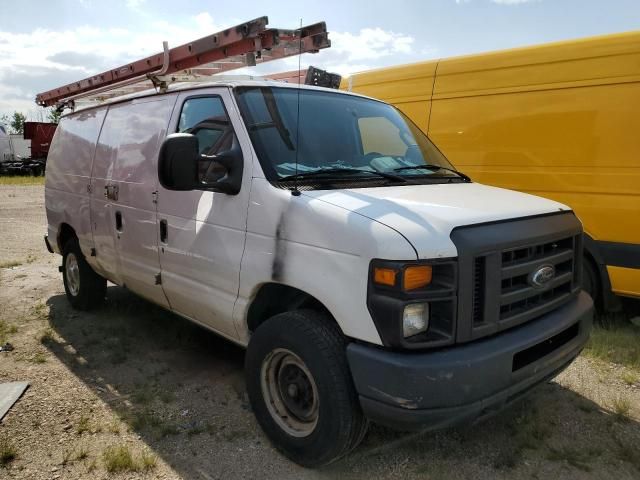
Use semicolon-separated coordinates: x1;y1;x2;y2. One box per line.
234;86;464;187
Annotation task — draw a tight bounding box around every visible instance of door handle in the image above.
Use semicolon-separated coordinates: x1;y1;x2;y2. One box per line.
159;219;168;243
115;211;123;232
104;185;119;201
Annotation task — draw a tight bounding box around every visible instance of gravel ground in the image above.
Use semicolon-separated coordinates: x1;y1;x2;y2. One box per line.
0;184;639;479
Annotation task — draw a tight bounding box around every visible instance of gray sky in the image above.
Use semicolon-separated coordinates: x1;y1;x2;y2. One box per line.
1;0;639;118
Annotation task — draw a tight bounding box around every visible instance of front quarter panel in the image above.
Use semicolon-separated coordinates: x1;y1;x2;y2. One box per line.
234;178;417;345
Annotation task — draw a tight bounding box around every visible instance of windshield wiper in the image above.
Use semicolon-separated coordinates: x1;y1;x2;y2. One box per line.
280;167;408;183
393;164;471;182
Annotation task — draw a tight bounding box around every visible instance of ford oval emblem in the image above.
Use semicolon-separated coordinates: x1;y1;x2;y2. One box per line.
530;265;555;289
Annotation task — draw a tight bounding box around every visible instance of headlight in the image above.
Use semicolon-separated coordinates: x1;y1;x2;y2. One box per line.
368;258;457;349
403;303;429;338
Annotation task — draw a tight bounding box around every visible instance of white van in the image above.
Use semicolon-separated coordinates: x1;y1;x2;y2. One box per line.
44;80;593;466
0;124;13;162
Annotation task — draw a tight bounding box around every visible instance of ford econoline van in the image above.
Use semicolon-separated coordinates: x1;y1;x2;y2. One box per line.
44;80;593;466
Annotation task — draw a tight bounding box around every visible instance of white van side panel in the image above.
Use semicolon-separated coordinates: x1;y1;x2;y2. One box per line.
234;178;417;346
45;109;107;256
91;96;175;306
0;126;12;162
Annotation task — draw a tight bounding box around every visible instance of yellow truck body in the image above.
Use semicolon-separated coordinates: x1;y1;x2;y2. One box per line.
342;31;640;307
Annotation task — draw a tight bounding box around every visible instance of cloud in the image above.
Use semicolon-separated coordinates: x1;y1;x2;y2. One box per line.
0;15;423;115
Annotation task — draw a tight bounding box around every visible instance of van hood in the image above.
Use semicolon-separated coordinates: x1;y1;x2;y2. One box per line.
302;183;570;259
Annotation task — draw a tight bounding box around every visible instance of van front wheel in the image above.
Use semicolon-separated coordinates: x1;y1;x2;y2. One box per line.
245;310;368;467
62;238;106;310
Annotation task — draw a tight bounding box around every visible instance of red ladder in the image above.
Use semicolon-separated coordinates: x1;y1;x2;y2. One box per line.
35;16;330;107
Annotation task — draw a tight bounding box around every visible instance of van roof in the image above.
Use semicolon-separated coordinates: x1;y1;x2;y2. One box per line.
62;78;371;117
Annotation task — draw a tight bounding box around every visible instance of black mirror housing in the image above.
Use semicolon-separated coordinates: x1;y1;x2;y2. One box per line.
158;133;199;191
200;139;244;195
159;133;244;194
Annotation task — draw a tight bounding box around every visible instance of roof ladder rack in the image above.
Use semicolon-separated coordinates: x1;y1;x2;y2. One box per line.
35;16;331;109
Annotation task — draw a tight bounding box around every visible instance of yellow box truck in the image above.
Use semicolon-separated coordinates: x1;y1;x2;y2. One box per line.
343;31;640;310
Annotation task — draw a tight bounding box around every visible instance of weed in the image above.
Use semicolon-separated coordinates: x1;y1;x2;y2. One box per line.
102;444;156;473
621;371;639;386
29;351;47;364
187;424;207;436
159;390;176;404
108;419;121;435
32;301;48;319
613;436;640;471
25;254;37;264
132;385;155;405
77;415;91;435
0;436;17;467
159;423;180;437
0;260;21;269
39;327;56;344
584;323;640;370
546;445;594;472
103;445;136;473
140;452;157;471
611;397;631;422
0;319;17;344
128;408;162;431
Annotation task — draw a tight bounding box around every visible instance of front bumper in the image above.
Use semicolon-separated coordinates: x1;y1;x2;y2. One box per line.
347;290;593;431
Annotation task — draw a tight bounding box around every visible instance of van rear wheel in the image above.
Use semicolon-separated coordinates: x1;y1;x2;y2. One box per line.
62;238;106;310
245;310;368;467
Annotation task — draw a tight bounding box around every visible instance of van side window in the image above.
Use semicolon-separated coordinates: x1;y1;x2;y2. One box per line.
177;96;237;183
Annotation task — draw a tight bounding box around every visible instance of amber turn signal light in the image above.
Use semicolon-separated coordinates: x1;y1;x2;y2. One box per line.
374;267;397;287
403;266;432;290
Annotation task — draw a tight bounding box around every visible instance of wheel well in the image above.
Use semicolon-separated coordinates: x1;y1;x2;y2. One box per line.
58;223;76;252
247;283;332;333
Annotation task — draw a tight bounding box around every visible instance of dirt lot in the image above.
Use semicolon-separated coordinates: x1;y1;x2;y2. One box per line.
1;183;639;479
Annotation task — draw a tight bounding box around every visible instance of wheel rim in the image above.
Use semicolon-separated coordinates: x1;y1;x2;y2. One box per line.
65;253;80;296
261;348;319;437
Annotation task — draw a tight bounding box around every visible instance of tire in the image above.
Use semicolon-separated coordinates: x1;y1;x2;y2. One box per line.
582;257;600;307
62;238;106;310
245;310;368;467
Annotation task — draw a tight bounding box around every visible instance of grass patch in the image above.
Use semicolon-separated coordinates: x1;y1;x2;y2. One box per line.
0;260;21;269
0;175;45;186
77;414;91;435
546;445;597;472
584;323;640;370
611;397;631;422
0;319;18;344
621;371;639;385
29;351;47;364
613;436;640;471
102;444;156;473
62;444;88;465
39;327;56;345
0;436;17;467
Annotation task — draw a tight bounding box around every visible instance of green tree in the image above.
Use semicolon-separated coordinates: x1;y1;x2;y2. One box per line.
10;112;26;134
47;108;62;124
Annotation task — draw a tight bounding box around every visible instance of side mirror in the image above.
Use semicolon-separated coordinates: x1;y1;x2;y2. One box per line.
199;136;243;195
158;133;243;195
158;133;199;191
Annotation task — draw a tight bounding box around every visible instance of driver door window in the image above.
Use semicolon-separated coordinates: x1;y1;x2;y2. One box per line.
177;96;235;183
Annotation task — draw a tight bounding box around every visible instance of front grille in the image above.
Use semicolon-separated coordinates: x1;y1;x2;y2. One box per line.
472;234;580;336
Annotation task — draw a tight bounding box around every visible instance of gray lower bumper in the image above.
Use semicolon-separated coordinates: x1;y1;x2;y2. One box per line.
347;291;593;431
